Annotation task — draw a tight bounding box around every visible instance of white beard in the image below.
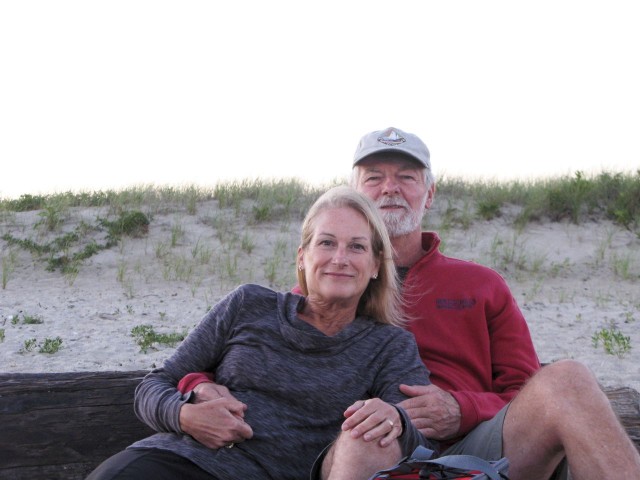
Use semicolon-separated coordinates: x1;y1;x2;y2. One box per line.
376;195;426;238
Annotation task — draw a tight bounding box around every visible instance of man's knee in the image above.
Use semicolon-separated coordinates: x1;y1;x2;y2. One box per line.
526;360;598;397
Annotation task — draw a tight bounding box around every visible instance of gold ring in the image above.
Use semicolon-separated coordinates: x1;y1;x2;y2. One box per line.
225;443;235;449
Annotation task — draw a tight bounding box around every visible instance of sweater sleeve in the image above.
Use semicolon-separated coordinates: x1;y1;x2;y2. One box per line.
373;329;439;454
134;287;244;432
395;405;439;455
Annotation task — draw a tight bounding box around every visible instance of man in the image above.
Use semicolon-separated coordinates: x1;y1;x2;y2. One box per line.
325;127;640;479
179;128;640;479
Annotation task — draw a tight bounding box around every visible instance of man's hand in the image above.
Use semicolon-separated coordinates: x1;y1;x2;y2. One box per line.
179;397;253;449
398;384;461;440
192;382;237;404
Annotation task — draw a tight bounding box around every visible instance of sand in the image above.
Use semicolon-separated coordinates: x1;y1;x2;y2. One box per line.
1;197;638;393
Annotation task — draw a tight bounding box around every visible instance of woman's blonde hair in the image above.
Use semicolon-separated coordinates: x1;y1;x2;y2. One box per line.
297;186;404;327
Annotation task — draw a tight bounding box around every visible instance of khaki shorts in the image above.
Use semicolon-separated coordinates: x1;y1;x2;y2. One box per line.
441;404;508;459
443;403;569;479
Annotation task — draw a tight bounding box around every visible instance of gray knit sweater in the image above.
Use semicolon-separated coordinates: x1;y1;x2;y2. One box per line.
130;284;434;479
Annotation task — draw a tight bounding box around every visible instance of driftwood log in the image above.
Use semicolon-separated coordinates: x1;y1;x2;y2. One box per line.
0;371;639;480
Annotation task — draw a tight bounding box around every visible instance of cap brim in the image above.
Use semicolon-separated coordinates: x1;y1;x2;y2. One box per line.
353;147;428;168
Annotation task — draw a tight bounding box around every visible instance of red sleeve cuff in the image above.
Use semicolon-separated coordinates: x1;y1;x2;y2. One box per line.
177;372;214;394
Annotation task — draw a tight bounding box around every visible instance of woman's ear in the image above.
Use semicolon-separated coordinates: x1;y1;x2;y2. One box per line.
373;252;382;278
297;246;304;269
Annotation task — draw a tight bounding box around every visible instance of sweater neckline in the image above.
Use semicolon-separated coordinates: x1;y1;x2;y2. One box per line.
277;292;376;353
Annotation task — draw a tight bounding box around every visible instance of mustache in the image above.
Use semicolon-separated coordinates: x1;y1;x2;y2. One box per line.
376;196;410;209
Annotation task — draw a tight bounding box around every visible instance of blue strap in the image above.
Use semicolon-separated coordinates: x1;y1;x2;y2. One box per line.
420;454;508;479
368;447;509;480
367;446;437;478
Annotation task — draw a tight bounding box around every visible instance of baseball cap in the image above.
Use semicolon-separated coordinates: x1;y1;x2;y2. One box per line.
353;127;431;169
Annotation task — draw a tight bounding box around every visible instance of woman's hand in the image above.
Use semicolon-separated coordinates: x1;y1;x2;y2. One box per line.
340;398;402;447
192;382;237;404
179;397;253;449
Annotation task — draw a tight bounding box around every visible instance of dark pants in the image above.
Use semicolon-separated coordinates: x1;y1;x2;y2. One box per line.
86;448;215;480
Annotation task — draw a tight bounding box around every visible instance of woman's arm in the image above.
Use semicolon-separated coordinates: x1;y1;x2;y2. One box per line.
133;287;245;433
368;329;439;454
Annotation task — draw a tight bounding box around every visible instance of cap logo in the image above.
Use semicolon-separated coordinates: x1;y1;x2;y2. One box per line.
377;130;406;146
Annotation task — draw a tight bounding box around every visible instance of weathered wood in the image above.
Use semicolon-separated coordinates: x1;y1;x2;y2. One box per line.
0;371;154;480
604;386;640;448
0;372;638;479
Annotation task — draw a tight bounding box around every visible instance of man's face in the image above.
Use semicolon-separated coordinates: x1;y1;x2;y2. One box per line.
353;154;433;238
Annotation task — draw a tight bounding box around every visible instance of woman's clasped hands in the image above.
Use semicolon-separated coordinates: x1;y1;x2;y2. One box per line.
179;382;253;450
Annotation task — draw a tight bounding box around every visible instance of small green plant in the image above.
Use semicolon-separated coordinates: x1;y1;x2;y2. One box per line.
22;313;44;324
101;211;150;239
241;233;255;254
2;249;17;289
263;237;292;286
10;312;44;325
477;199;502;220
117;260;127;283
155;241;170;259
549;258;571;278
36;199;68;232
192;241;213;264
131;324;186;353
610;252;634;280
253;204;272;222
592;323;632;357
39;336;63;354
171;222;184;247
220;252;238;281
185;188;198;215
0;328;5;342
22;338;37;352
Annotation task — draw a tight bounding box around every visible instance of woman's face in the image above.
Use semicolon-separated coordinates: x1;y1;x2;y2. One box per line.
299;206;380;306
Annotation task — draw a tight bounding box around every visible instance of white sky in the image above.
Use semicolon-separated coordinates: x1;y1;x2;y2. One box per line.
1;1;639;199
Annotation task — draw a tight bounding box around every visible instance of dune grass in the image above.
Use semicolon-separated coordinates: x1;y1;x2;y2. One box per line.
1;171;639;231
435;170;640;231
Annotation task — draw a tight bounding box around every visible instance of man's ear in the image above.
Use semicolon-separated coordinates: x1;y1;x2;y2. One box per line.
425;184;436;210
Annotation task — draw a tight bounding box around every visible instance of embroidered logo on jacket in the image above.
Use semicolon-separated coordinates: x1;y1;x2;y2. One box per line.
436;298;477;310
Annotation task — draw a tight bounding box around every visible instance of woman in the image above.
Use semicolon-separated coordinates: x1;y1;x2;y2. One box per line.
87;186;435;480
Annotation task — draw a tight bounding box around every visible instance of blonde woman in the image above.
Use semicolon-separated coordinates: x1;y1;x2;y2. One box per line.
87;186;435;480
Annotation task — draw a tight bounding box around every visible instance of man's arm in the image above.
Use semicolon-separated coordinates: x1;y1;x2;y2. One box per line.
401;271;540;439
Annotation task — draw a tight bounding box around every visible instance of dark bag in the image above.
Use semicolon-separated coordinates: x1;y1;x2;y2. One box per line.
368;446;509;480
